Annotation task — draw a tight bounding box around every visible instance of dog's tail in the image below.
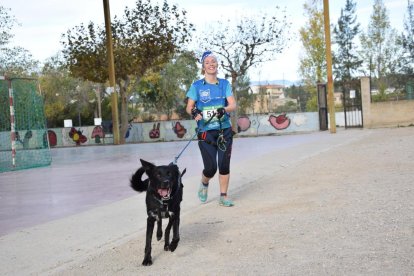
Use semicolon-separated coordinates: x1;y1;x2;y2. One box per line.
130;166;148;193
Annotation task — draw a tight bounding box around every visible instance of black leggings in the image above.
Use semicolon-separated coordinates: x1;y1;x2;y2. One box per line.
198;127;233;178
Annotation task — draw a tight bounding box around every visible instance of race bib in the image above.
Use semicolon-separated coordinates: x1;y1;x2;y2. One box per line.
202;105;223;123
202;107;216;122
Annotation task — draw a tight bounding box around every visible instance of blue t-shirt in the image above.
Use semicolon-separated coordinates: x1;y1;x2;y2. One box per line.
186;78;232;131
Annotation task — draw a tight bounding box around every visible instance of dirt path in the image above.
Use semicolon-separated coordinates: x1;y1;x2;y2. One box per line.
53;127;414;275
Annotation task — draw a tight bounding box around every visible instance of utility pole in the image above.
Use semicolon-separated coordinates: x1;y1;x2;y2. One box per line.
103;0;120;144
323;0;336;133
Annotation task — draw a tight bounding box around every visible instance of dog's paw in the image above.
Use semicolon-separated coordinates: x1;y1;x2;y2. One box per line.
164;244;170;251
142;256;153;266
156;232;162;241
169;238;179;252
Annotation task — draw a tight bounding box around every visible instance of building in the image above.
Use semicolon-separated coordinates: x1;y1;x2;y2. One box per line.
249;83;297;113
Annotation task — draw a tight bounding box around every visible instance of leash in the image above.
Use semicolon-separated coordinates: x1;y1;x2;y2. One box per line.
173;112;216;164
217;116;227;152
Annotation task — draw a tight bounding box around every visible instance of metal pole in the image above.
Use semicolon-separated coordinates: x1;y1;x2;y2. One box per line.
103;0;120;144
96;85;102;118
7;77;16;167
78;108;81;127
323;0;336;133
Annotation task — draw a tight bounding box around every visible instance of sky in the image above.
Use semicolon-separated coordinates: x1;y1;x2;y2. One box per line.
1;0;408;82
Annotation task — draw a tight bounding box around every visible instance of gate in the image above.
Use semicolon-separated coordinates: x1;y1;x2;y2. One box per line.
343;86;363;128
317;83;328;131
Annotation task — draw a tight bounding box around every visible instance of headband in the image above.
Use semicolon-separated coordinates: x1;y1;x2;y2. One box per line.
200;51;217;64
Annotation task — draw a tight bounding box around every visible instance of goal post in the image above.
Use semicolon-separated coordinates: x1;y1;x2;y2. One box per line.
0;76;52;172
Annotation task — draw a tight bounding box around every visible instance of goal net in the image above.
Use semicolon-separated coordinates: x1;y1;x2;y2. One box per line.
0;77;51;173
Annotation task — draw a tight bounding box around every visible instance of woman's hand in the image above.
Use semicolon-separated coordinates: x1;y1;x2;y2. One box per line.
191;107;203;121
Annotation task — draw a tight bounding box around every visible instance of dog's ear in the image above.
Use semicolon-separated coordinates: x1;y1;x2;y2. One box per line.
169;163;180;175
168;162;177;169
181;168;187;177
140;159;155;171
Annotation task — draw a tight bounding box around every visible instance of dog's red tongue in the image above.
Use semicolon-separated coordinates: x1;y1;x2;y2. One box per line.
158;188;169;197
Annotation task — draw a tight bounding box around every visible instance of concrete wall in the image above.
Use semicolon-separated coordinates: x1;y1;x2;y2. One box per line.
1;111;357;149
3;78;412;150
0;111;355;149
0;112;325;149
369;101;414;128
361;77;414;128
235;112;319;137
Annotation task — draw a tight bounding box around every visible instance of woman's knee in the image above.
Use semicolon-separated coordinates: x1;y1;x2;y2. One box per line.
203;167;217;178
218;168;230;175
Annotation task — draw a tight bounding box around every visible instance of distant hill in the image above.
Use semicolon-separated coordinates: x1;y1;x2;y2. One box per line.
250;79;302;87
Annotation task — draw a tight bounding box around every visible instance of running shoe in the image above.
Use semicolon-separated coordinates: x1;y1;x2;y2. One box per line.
219;196;234;207
198;183;208;203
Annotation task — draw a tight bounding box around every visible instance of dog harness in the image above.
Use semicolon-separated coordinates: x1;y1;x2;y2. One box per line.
149;187;175;221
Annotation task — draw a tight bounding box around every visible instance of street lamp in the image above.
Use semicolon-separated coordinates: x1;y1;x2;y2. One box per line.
95;84;102;119
69;99;81;127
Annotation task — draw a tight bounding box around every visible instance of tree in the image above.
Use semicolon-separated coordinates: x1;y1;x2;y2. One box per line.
1;47;39;76
0;6;38;77
197;6;291;127
0;6;17;46
157;51;198;119
400;0;414;74
233;73;252;115
275;100;298;113
359;0;405;95
61;0;194;143
359;0;390;80
298;0;325;111
40;55;71;127
285;84;309;112
40;54;101;128
332;0;362;83
132;50;198;120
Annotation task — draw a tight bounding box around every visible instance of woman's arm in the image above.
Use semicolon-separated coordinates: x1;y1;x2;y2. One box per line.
186;98;196;116
224;95;236;113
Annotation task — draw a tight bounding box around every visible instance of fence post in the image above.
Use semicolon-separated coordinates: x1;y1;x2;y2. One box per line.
360;77;371;128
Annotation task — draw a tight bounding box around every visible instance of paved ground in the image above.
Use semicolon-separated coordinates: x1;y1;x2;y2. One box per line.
0;127;413;275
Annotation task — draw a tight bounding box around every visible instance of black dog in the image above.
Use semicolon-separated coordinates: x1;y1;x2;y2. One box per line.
130;159;186;266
